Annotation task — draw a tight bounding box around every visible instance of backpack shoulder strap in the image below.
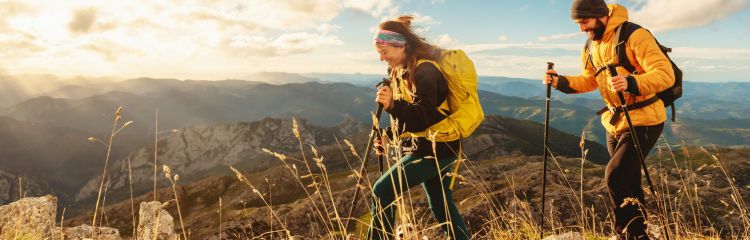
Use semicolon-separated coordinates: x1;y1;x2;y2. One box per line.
416;58;439;69
584;39;594;70
616;21;642;74
585;39;610;77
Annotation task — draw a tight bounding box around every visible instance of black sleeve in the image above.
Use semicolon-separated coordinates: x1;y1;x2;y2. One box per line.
386;62;449;132
555;75;579;94
625;75;641;95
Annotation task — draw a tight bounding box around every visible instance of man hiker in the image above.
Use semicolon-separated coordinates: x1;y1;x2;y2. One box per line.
543;0;675;239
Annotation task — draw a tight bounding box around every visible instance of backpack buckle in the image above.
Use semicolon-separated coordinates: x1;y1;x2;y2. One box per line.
607;105;617;114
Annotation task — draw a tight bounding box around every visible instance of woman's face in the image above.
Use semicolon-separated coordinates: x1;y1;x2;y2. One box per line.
375;44;406;68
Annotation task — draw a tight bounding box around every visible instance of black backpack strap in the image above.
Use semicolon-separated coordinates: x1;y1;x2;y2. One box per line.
584;39;595;71
585;39;610;77
615;22;642;74
596;95;660;125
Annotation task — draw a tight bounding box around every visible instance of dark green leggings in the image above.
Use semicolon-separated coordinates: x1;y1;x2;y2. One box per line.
366;153;470;240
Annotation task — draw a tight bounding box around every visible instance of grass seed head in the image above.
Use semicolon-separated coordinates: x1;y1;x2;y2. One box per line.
115;107;123;120
163;165;172;180
292;117;301;140
620;197;640;208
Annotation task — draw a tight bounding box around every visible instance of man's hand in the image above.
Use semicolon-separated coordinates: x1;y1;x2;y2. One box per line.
544;69;559;88
610;75;628;92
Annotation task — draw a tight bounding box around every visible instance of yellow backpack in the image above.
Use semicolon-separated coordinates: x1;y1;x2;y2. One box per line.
399;49;484;142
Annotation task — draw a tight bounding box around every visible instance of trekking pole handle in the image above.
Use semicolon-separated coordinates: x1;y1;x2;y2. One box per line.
546;62;554;97
373;78;392;128
606;64;628;105
374;78;391;172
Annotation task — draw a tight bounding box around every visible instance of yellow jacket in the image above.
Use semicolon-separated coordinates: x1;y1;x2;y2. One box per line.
559;4;675;135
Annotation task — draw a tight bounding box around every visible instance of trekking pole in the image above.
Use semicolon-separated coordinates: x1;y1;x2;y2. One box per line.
540;62;554;239
606;64;671;240
345;78;391;232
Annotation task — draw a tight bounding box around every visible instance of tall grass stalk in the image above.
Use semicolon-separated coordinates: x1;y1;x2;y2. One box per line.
229;166;291;238
154;109;158;202
90;107;131;238
292;117;338;234
18;176;23;199
128;156;137;239
163;165;188;240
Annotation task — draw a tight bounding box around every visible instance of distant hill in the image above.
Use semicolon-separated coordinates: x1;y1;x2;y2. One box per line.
244;72;322;85
0;74;113;108
4;79;748;147
0;116;106;204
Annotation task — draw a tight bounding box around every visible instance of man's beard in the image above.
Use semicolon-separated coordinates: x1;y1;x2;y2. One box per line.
590;19;606;41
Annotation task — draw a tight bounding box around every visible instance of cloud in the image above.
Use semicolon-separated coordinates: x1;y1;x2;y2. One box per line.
497;35;509;41
434;34;462;48
81;39;142;61
0;34;45;58
628;0;750;32
408;12;440;26
537;32;584;42
470;53;581;78
344;0;398;18
317;23;341;33
463;42;582;54
0;1;36;18
672;47;750;60
679;59;750;72
270;32;343;55
226;32;343;57
0;0;358;76
69;8;97;33
179;7;265;32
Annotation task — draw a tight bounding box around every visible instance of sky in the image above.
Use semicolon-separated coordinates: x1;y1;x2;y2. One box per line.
1;0;749;82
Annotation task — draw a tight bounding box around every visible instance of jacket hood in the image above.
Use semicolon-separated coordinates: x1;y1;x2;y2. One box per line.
602;4;629;39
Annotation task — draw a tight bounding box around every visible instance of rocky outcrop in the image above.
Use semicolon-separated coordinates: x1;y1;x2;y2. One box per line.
137;201;178;240
0;168;52;205
54;225;121;240
0;195;56;239
75;118;368;202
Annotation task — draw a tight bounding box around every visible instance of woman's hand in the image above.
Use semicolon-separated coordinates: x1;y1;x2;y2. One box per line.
376;86;394;110
374;138;385;156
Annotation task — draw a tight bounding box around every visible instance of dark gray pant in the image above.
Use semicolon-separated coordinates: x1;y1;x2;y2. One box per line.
366;153;470;240
605;123;664;240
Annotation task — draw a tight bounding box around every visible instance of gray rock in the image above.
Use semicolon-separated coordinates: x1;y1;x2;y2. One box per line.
0;195;56;239
137;201;178;240
543;231;584;240
54;224;121;240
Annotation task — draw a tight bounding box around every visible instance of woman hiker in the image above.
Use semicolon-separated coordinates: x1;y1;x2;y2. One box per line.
366;15;471;240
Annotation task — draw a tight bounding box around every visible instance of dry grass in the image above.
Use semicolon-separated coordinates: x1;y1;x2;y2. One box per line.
56;108;748;239
218;118;749;240
163;164;188;239
88;107;133;239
